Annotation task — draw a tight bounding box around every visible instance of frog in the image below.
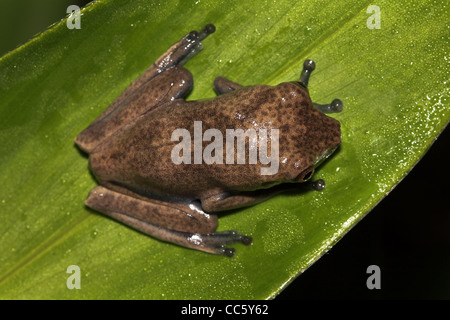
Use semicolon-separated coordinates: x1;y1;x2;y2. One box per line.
75;24;343;257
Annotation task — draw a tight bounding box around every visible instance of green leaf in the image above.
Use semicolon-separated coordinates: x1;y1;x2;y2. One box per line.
0;0;448;299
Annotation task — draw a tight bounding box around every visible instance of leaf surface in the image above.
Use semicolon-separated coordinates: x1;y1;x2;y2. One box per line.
0;0;448;299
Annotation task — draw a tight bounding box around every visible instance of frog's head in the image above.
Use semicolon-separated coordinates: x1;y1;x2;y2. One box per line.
278;59;342;183
289;120;341;184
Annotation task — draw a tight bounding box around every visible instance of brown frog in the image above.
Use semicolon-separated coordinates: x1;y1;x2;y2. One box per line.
75;24;342;257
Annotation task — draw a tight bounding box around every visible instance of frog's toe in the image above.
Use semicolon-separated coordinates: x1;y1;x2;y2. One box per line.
313;99;343;113
200;230;252;257
187;24;215;42
311;179;325;191
299;59;316;87
154;24;216;71
177;24;216;66
221;247;236;258
204;230;253;246
198;23;215;40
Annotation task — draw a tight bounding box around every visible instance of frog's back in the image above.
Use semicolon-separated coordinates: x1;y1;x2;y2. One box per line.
89;82;339;199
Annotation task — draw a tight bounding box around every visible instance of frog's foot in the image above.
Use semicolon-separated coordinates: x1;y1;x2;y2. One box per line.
154;24;216;72
299;59;315;87
313;99;343;113
85;186;251;257
183;230;252;257
105;210;251;257
213;76;243;95
309;179;325;191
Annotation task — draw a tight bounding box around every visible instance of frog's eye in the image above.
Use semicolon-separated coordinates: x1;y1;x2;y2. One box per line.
296;166;314;182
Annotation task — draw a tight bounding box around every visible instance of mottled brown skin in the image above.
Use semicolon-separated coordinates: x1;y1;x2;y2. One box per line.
75;24;342;256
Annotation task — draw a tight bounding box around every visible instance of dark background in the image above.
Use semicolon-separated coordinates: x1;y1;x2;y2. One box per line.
0;0;90;57
2;1;448;299
278;125;450;299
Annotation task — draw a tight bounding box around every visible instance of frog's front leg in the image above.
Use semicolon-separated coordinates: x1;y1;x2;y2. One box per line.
299;59;343;113
86;186;251;257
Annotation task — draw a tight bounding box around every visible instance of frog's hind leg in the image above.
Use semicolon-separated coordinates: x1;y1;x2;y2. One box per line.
75;66;193;153
85;186;251;257
75;24;216;154
299;59;343;113
92;24;216;124
213;76;243;95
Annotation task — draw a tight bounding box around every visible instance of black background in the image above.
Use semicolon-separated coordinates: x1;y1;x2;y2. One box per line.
279;125;450;299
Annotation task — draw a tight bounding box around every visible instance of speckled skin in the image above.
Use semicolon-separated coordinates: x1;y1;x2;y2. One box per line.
75;25;342;256
89;82;340;198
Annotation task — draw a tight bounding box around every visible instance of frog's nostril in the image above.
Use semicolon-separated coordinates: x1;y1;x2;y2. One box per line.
313;99;344;113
